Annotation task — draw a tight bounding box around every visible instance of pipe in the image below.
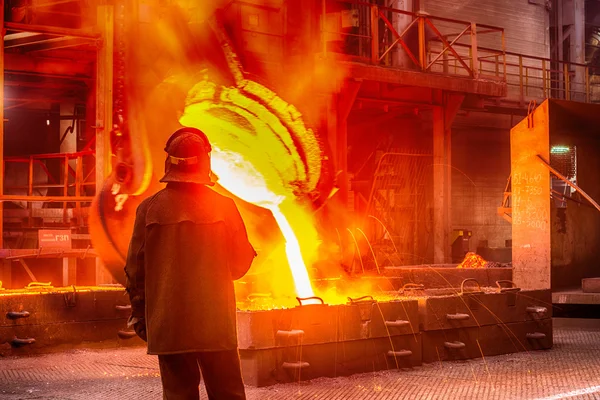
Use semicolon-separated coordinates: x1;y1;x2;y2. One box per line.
537;154;600;212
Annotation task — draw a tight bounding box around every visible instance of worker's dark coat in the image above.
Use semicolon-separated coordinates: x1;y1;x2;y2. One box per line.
124;183;256;355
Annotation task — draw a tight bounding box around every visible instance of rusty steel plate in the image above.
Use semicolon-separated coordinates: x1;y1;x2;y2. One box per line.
0;288;132;328
380;267;512;289
237;304;339;350
0;319;143;356
239;333;422;387
338;299;419;341
421;318;552;363
237;299;419;350
418;289;552;331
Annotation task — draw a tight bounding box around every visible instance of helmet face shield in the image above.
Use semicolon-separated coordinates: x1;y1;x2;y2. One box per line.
160;128;213;185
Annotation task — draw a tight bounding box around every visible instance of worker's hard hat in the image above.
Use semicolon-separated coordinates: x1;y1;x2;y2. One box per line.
159;127;214;185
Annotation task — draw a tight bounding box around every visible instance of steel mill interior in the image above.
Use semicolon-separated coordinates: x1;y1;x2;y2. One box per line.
0;0;599;399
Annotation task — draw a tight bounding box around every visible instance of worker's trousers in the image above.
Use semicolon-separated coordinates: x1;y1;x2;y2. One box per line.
158;349;246;400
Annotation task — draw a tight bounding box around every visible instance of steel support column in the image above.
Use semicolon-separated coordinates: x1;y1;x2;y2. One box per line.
433;93;463;264
572;0;585;101
0;1;5;250
95;5;114;285
510;102;551;290
331;80;361;209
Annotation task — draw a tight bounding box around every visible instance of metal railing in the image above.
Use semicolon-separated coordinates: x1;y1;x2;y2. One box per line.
321;0;600;104
2;150;96;223
322;0;506;80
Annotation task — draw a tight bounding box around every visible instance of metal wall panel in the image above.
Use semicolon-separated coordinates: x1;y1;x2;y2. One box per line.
422;0;550;58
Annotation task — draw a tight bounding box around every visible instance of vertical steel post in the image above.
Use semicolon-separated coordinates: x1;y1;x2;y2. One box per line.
63;155;69;223
418;16;425;69
586;66;590;103
370;5;379;64
542;59;548;98
433;106;446;264
95;4;114;285
519;55;524;103
564;63;571;100
470;22;478;78
0;0;5;249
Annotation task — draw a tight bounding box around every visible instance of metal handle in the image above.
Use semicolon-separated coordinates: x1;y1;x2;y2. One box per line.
247;293;272;301
6;311;30;319
117;330;137;339
460;278;483;295
387;350;412;357
385;320;410;328
27;282;53;288
282;361;310;369
12;337;35;346
296;296;324;306
115;305;132;311
347;295;374;304
526;306;547;314
444;341;466;349
276;330;305;339
446;313;470;321
526;332;547;340
401;283;425;292
496;280;521;293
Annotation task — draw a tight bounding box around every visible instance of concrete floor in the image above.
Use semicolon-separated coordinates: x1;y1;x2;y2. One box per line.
0;319;599;400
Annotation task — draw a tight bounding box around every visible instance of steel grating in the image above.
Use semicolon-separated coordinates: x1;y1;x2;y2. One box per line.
0;321;599;399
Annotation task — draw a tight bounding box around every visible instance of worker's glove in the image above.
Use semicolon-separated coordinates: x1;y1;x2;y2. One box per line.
133;319;147;342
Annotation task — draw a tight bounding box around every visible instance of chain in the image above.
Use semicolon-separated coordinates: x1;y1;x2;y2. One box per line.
113;0;127;138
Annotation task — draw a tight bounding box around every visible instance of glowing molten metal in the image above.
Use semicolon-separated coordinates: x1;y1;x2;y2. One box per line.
179;72;322;300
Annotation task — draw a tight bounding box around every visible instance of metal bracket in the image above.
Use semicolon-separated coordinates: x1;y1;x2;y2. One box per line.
387;349;412;357
63;285;77;308
384;320;410;328
526;332;546;340
12;337;35;346
444;341;466;349
6;311;30;320
296;296;324;306
446;313;470;321
117;330;137;339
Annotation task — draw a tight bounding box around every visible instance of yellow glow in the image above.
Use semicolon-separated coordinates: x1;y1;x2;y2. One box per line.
179;71;323;301
271;206;314;298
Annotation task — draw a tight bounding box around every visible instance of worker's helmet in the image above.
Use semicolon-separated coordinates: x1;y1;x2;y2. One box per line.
159;127;214;185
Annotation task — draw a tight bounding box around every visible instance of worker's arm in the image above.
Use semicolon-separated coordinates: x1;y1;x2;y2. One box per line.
124;200;149;335
226;200;257;280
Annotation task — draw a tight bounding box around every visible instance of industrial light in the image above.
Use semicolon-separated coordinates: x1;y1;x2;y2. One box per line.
551;145;570;154
46;119;50;126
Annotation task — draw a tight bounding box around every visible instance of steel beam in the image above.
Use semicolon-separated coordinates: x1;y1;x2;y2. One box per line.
0;3;4;249
5;53;93;78
4;21;98;40
95;5;114;285
433;93;464;264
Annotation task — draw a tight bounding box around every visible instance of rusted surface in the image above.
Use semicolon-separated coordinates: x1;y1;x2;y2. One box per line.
237;299;419;349
380;267;512;289
0;320;144;357
417;289;552;331
582;278;600;293
511;100;551;290
421;318;552;363
240;334;422;387
0;288;130;327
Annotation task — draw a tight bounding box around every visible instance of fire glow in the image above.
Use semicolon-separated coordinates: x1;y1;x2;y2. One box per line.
179;70;322;301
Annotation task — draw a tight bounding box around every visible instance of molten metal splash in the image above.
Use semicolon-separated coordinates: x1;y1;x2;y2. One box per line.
457;252;488;269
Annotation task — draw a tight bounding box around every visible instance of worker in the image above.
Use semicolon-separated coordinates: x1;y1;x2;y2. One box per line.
124;127;256;399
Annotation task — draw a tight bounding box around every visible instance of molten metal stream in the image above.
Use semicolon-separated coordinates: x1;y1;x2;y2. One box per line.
270;207;314;298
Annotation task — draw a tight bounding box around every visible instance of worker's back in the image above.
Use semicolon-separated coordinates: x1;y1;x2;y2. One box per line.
138;183;255;355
